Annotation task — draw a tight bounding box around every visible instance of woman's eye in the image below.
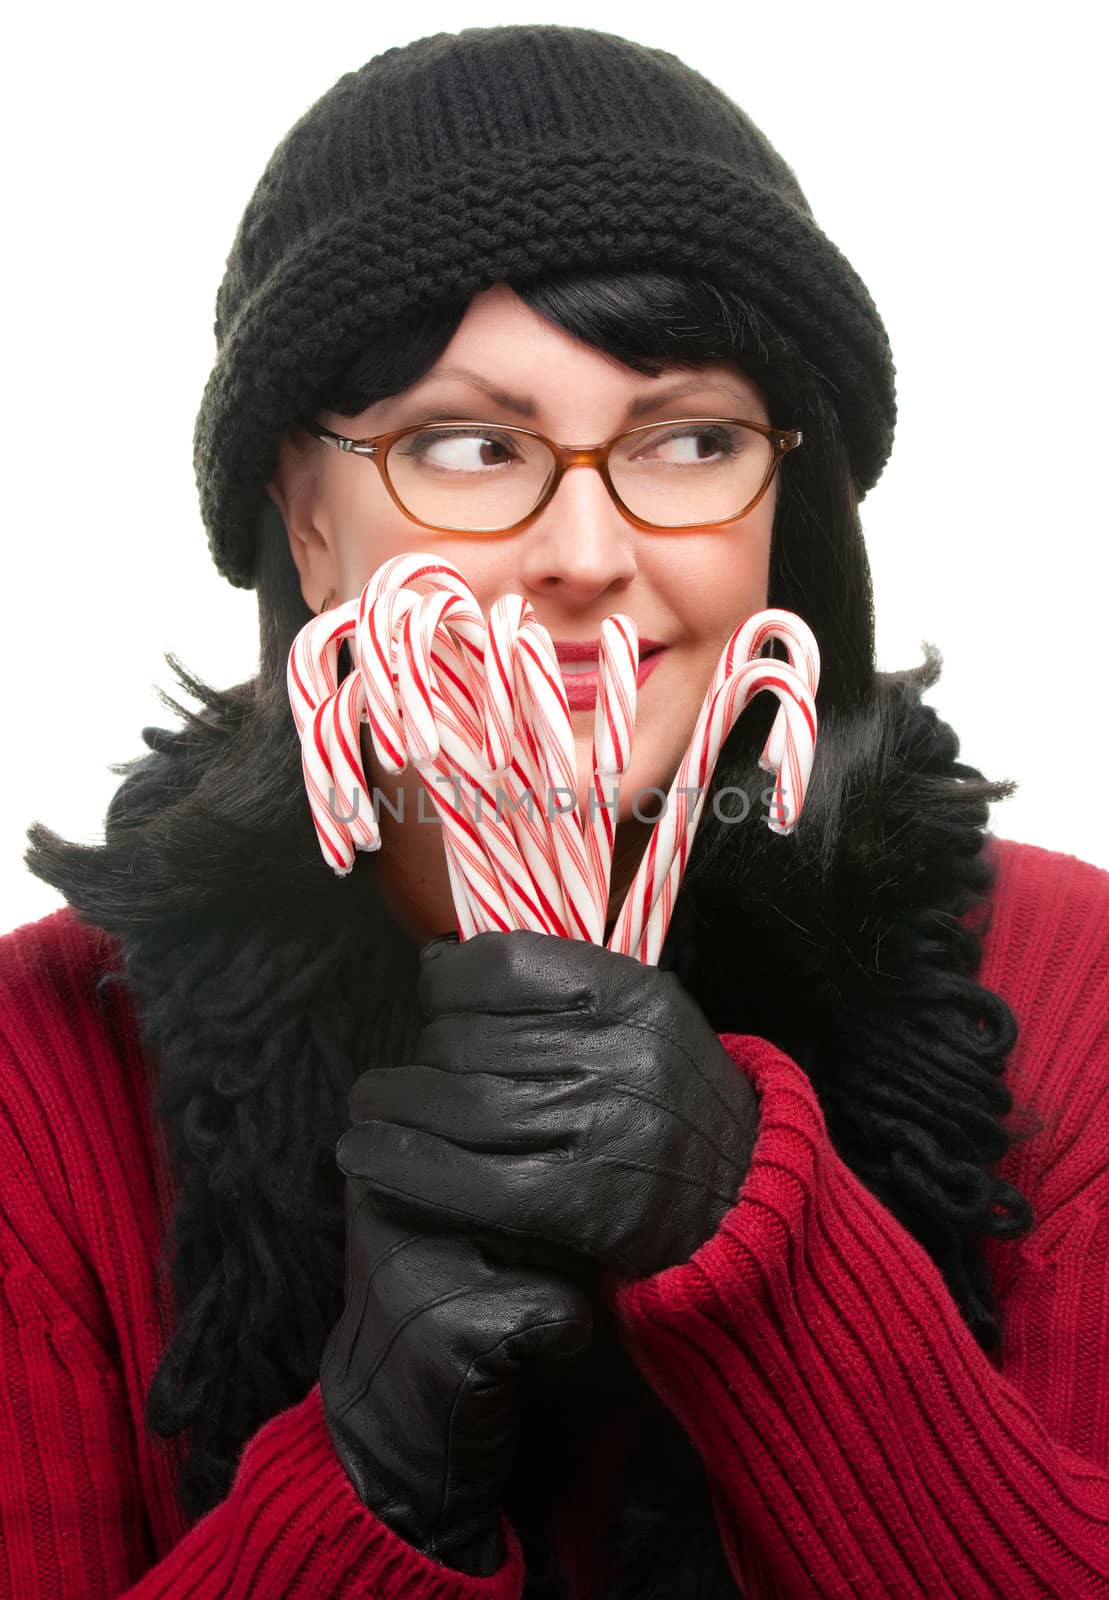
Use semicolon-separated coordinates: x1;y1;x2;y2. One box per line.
636;426;739;465
401;429;520;471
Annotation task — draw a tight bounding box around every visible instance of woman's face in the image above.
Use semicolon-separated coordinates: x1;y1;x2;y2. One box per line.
269;281;776;830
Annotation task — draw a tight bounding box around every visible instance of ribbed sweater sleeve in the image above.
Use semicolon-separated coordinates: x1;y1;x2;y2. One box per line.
609;1014;1109;1599
0;916;526;1600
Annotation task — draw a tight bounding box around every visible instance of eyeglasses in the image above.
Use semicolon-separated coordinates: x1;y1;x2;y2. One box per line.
306;416;802;535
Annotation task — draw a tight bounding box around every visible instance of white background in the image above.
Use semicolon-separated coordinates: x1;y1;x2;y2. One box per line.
3;1;1106;935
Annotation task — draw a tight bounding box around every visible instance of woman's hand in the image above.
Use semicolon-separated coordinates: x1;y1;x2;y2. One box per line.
319;1178;595;1574
336;930;760;1279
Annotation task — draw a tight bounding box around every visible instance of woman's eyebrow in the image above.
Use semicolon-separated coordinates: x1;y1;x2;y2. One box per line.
410;365;749;419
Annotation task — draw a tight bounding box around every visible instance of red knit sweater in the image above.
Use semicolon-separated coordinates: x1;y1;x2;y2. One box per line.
1;833;1107;1599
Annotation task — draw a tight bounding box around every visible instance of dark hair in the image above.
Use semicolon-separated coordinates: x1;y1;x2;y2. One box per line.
24;267;1037;1592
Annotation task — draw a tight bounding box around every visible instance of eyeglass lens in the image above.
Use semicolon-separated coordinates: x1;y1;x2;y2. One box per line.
385;421;773;531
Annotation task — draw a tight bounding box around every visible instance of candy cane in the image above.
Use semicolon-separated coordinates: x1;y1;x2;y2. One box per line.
724;609;820;825
287;601;374;872
513;616;605;945
296;682;367;874
286;554;820;959
586;615;638;933
363;595;518;932
483;595;577;937
355;568;520;933
397;590;563;935
357;567;486;774
286;598;360;737
609;654;817;964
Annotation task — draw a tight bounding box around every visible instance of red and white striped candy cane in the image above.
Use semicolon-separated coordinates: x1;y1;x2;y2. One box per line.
357;560;486;773
481;592;600;940
714;609;820;828
585;615;638;931
609;654;817;965
483;595;577;937
286;599;359;738
360;558;508;937
287;600;378;871
513;614;605;944
396;589;561;935
286;553;822;962
358;588;494;936
301;670;384;874
357;586;421;775
484;603;638;939
592;608;816;934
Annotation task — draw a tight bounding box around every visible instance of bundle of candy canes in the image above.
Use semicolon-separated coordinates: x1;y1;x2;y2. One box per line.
287;553;820;966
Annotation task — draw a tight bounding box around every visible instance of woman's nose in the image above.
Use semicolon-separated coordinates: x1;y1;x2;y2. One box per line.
517;465;638;601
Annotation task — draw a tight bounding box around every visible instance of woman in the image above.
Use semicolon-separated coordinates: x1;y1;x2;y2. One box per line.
3;24;1107;1600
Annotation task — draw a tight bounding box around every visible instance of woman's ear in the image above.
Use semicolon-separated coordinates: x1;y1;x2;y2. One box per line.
266;431;337;608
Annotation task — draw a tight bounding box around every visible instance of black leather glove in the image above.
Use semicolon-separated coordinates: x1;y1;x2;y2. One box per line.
319;1167;594;1575
336;930;760;1280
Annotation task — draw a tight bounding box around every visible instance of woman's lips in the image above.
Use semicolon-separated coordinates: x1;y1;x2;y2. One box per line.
560;647;666;710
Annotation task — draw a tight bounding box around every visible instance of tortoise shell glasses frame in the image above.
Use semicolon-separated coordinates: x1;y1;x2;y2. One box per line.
305;416;803;535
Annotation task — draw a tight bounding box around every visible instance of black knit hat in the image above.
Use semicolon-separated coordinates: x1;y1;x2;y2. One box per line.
194;24;897;591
